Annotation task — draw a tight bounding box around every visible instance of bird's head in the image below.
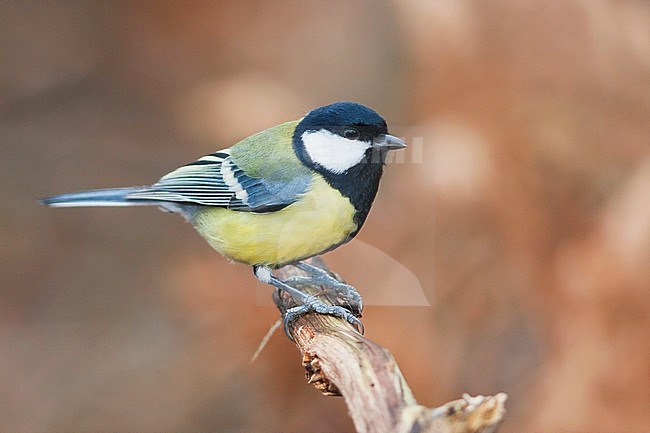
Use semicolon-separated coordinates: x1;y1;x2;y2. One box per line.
293;102;406;175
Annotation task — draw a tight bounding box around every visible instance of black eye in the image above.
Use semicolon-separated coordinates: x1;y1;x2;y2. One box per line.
343;128;360;140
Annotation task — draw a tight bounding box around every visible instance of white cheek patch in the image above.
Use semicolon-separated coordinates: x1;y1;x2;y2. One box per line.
302;130;371;174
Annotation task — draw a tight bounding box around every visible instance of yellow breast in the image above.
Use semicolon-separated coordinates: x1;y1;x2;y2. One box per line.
192;175;358;267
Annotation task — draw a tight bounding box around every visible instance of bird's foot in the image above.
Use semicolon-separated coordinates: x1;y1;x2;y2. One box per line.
282;300;364;339
254;265;363;340
290;261;363;311
281;275;363;312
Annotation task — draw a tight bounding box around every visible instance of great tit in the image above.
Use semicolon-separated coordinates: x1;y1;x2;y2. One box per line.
42;101;406;333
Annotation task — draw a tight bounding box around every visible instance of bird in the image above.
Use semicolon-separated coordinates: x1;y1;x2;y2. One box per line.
42;101;406;334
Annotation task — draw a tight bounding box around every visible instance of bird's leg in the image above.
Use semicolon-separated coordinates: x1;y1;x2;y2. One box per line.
254;265;363;339
283;261;363;311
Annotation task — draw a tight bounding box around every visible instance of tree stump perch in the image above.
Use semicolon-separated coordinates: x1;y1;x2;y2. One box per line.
273;257;507;433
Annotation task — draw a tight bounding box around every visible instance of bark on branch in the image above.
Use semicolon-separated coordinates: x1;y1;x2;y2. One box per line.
273;257;507;433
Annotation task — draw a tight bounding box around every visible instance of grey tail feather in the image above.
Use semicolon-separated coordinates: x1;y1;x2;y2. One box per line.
40;187;157;208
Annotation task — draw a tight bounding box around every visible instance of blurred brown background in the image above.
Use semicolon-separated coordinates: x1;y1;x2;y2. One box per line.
1;1;648;431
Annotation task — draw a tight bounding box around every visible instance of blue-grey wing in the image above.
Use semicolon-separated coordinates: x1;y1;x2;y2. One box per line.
125;150;311;212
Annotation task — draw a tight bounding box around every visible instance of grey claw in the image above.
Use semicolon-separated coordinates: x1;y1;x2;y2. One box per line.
347;314;365;335
283;295;364;339
283;305;310;340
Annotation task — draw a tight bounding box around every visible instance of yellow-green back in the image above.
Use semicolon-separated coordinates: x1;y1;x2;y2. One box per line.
229;120;311;181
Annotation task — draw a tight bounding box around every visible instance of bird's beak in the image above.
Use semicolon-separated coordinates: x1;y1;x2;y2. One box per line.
374;134;407;150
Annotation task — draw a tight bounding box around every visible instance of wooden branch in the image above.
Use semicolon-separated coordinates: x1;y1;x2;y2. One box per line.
273;257;507;433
